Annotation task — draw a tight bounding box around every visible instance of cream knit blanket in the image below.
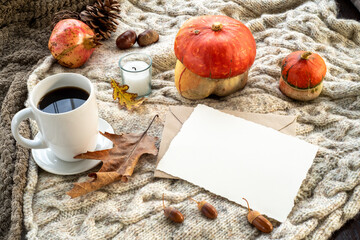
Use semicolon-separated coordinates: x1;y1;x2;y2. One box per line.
24;0;360;239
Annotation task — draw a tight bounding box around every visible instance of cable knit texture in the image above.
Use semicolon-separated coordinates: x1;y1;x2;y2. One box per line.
0;1;94;239
1;0;360;239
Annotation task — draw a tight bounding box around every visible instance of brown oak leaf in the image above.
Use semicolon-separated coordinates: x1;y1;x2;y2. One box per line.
111;78;145;111
67;116;158;198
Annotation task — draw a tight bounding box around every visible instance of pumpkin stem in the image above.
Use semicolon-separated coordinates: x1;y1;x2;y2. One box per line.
211;22;223;31
301;51;312;60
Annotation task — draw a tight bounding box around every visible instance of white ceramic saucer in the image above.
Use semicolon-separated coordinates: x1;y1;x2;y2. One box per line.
31;118;114;175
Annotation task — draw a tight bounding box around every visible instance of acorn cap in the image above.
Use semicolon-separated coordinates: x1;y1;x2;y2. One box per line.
198;200;207;211
247;210;261;224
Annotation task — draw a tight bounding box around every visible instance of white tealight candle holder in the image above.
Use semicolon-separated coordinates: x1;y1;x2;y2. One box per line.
119;53;152;97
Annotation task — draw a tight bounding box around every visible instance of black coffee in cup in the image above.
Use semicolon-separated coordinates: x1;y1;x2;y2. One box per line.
38;87;89;114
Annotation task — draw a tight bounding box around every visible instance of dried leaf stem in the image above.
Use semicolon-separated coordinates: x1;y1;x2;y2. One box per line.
118;114;159;180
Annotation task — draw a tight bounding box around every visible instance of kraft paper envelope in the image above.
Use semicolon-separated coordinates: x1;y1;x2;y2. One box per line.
154;105;297;179
154;105;318;222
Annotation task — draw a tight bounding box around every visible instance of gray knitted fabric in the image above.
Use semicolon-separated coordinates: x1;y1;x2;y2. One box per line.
351;0;360;12
0;1;94;240
9;0;360;239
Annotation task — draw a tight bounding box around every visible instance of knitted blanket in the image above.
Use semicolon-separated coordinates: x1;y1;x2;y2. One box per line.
0;1;95;239
2;0;360;239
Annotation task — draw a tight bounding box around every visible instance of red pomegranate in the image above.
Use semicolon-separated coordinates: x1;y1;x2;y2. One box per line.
48;19;100;68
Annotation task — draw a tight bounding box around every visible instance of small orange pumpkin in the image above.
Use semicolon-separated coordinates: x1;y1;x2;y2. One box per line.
279;51;326;101
174;15;256;99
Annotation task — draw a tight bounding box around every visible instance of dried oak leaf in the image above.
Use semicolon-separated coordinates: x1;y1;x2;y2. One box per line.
67;128;158;198
111;78;145;111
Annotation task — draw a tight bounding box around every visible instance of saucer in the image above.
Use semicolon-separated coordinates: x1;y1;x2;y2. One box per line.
31;118;114;175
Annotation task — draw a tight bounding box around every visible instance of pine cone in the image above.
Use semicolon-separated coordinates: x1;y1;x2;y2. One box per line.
80;0;121;40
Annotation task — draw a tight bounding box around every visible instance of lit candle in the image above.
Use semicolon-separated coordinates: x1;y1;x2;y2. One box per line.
119;53;152;97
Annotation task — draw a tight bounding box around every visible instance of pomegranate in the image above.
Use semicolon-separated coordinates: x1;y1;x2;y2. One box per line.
48;19;100;68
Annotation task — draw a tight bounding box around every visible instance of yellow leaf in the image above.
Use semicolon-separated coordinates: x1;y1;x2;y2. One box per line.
110;78;145;110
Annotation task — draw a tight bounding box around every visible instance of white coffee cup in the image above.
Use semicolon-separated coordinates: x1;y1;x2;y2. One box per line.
11;73;99;162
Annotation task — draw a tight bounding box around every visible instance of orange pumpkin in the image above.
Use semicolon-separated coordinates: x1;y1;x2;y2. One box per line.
174;15;256;99
280;51;326;101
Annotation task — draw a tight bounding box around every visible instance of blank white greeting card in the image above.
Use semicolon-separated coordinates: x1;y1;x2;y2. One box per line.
156;104;318;222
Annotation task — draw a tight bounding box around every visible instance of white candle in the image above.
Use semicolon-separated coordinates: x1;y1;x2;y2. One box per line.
122;61;151;97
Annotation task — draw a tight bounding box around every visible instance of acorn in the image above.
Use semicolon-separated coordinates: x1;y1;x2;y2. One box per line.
189;197;218;219
162;194;184;223
243;198;273;233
